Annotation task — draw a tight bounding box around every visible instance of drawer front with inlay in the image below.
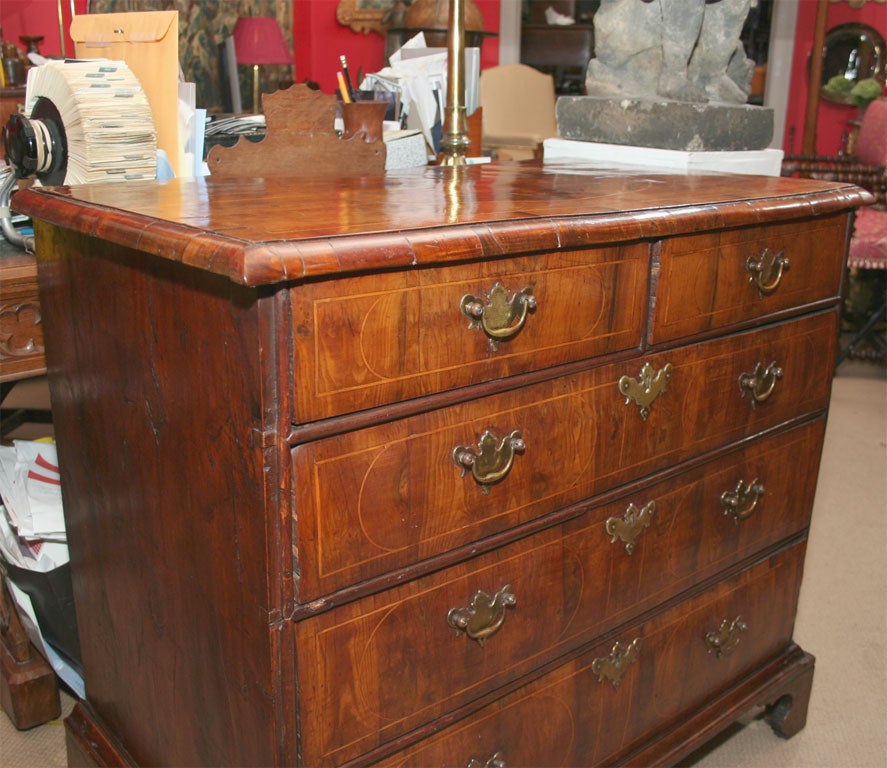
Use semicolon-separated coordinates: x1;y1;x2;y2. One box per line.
293;423;822;765
292;311;836;600
290;245;648;421
652;215;847;344
374;541;807;768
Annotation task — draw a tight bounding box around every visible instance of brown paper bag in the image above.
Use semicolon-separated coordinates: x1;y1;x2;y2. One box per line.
70;11;181;176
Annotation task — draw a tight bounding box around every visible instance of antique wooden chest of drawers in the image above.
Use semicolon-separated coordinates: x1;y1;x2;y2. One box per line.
14;164;870;767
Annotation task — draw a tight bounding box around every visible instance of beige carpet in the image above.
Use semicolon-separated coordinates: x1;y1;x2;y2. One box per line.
2;374;885;767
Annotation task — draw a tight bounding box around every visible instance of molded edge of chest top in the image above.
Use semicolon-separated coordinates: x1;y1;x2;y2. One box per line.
12;164;872;286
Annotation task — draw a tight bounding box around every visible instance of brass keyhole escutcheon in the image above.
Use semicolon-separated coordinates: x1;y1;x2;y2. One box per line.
606;500;656;555
448;584;517;647
460;283;536;351
721;478;765;522
746;248;789;297
591;637;642;689
453;429;525;494
705;616;748;658
618;362;673;420
738;361;783;408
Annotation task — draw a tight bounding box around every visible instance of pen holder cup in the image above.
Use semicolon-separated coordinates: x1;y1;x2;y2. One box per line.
341;100;388;144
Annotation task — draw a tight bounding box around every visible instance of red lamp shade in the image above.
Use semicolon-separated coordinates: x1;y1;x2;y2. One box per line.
233;17;292;114
232;17;291;65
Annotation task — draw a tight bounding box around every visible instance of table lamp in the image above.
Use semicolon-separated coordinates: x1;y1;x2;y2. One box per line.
233;16;292;114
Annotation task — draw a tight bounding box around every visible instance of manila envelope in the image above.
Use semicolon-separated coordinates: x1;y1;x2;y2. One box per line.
70;11;181;177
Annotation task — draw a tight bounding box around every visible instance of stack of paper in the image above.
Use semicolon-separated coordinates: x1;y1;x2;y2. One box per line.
25;59;157;184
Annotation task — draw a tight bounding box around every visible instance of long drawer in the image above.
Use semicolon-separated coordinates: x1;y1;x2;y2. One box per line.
290;245;649;421
293;423;823;766
292;311;836;599
376;540;807;768
651;214;847;344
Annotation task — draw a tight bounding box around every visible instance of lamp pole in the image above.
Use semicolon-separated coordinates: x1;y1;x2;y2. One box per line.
440;0;470;166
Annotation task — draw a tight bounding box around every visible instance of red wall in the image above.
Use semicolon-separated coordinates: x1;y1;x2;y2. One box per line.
293;0;501;94
785;2;886;155
1;0;87;59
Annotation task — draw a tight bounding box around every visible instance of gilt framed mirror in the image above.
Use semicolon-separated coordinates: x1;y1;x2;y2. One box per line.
337;0;398;35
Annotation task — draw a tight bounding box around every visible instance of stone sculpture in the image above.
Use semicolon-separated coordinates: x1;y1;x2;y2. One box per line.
586;0;756;104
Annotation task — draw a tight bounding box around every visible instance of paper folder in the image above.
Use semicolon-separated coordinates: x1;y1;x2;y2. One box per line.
70;11;181;177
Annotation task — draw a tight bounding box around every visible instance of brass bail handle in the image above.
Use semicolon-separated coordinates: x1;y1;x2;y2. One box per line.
591;637;642;689
738;361;783;408
705;616;748;658
721;478;765;522
453;429;525;493
467;753;507;768
746;248;789;297
460;283;537;351
448;584;517;646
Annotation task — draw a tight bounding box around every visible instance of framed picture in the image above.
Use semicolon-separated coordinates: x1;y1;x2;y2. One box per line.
336;0;399;35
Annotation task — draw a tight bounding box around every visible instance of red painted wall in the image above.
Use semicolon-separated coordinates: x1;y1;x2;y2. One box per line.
1;0;87;59
784;2;886;155
294;0;501;94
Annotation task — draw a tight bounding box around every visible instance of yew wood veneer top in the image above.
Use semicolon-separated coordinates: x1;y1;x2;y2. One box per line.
13;162;872;286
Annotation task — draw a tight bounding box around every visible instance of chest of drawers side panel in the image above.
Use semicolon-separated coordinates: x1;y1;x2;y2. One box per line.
33;225;295;766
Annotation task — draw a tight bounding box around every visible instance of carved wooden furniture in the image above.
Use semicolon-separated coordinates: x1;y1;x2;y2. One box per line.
206;85;386;179
0;244;45;385
15;164;870;767
0;239;59;729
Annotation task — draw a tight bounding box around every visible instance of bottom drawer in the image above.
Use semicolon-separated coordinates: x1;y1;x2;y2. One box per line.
378;540;807;768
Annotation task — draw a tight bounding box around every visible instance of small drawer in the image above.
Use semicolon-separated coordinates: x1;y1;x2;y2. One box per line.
376;541;807;768
290;245;648;421
292;311;836;600
652;215;848;344
293;426;820;766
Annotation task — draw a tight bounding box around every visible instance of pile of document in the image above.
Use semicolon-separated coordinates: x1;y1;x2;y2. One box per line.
0;439;84;696
362;33;480;155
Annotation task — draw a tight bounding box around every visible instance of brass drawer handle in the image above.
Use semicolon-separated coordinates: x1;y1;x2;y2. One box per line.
606;500;656;555
738;361;782;408
448;584;517;647
460;283;536;351
746;248;789;296
705;616;748;658
618;362;673;421
467;752;507;768
721;478;764;522
591;637;641;689
453;429;525;494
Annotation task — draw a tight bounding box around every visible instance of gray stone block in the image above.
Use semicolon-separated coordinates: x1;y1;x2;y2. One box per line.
556;97;774;151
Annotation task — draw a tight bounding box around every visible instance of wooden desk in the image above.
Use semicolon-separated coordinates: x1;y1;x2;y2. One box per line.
16;165;870;766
